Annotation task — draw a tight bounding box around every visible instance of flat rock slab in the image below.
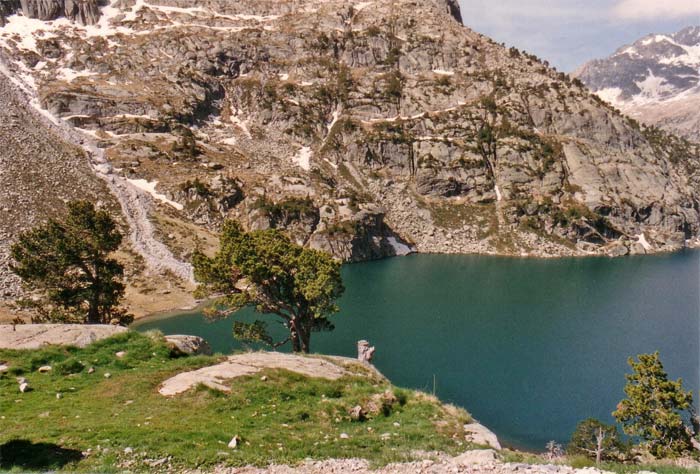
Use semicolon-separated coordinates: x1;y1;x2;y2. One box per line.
159;352;355;396
464;423;502;450
0;324;127;349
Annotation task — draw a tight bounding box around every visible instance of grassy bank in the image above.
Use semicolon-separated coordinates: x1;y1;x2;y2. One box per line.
501;447;700;473
0;332;474;472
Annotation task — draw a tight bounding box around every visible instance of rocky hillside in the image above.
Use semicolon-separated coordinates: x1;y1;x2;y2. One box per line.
0;63;197;319
0;72;115;302
575;26;700;142
1;0;699;288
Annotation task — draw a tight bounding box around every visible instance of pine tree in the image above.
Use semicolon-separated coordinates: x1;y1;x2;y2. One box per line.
11;201;130;325
568;418;624;464
192;221;344;353
613;352;695;457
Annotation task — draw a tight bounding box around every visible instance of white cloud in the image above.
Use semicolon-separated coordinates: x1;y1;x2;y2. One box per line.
613;0;700;20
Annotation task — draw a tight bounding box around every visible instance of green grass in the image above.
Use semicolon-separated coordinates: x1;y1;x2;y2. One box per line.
599;463;700;474
501;451;700;474
428;201;497;234
0;332;474;472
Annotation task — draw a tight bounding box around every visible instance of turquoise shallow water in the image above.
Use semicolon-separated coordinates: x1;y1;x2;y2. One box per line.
135;251;700;451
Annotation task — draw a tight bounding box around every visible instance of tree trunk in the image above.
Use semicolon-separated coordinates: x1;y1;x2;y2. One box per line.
87;296;100;324
298;324;310;354
290;317;311;353
595;427;605;465
87;263;100;324
290;320;301;353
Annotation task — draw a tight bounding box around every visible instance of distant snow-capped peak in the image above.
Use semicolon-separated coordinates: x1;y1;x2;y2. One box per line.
575;25;700;107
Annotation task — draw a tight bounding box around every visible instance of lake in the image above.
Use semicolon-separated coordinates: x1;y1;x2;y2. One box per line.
134;251;700;451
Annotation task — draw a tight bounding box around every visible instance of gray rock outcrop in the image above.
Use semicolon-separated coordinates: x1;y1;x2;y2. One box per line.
20;0;62;21
464;423;502;450
0;324;127;349
63;0;100;24
159;352;357;396
12;0;100;24
165;334;213;356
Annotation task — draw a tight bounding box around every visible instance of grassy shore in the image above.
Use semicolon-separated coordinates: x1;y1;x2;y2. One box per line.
0;332;474;472
501;450;699;474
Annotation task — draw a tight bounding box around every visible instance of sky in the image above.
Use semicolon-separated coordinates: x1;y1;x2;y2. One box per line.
457;0;700;72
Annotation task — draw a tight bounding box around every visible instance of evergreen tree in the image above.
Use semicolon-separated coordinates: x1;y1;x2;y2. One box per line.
568;418;624;464
613;352;695;457
192;221;344;353
11;201;130;325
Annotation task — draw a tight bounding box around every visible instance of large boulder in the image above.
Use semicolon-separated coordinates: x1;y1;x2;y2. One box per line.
164;335;213;356
464;423;502;450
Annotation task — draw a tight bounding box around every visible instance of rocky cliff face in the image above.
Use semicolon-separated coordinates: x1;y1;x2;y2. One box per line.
0;1;17;26
1;0;100;25
575;26;700;142
1;0;699;274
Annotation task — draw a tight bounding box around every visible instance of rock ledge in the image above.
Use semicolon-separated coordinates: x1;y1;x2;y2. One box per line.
0;323;127;349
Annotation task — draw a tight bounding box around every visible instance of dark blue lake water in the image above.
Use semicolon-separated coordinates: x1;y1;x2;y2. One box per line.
135;251;700;451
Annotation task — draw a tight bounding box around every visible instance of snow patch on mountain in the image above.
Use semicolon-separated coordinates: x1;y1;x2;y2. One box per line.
596;87;624;106
293;147;312;171
127;179;184;210
576;25;700;140
635;70;676;102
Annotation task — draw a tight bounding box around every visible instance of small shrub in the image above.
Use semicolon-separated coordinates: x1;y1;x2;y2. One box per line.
54;359;85;376
366;25;381;36
436;75;451;88
180;178;211;197
385;71;403;99
568;455;595;469
568;418;625;463
394;388;409;406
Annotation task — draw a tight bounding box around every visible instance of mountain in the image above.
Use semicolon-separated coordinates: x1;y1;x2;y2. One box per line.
0;74;113;302
575;26;700;142
1;0;700;311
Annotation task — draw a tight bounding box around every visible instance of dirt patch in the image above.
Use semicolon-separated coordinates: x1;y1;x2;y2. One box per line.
122;280;197;319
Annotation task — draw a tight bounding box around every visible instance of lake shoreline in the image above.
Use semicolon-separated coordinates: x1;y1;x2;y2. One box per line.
130;246;700;323
134;251;699;450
